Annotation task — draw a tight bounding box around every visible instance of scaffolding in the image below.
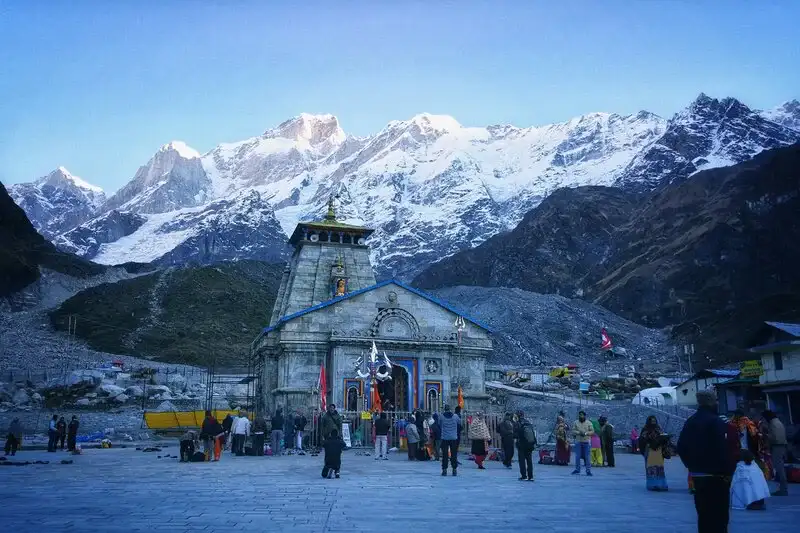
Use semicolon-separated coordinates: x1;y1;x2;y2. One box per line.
204;353;258;415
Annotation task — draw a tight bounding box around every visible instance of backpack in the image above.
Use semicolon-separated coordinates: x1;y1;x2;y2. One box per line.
521;423;537;447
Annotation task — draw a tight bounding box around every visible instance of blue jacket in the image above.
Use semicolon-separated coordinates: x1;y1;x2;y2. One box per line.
439;412;461;441
677;407;732;476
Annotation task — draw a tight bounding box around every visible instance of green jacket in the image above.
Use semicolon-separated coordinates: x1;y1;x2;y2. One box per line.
321;411;343;439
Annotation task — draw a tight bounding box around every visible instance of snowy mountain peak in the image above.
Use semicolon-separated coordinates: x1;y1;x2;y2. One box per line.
264;113;346;147
42;166;105;194
387;113;462;134
159;140;201;159
761;99;800;131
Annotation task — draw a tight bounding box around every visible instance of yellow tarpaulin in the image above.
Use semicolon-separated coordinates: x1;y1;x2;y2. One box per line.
143;410;239;430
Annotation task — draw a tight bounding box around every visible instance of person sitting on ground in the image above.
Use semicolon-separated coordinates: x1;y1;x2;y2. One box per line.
322;428;345;479
180;430;199;462
731;450;770;511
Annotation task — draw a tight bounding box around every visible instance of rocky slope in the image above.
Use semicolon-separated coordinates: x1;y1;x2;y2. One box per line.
415;144;800;364
49;260;284;366
8;167;106;239
0;180;106;299
12;94;799;280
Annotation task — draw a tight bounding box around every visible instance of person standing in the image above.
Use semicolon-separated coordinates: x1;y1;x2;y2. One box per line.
5;418;22;456
320;404;343;442
374;412;390;460
231;411;250;457
56;417;67;451
405;415;420;461
468;412;491;469
554;416;571;466
271;409;285;456
497;412;516;469
67;415;79;452
590;419;603;467
200;411;225;461
283;411;295;455
763;410;789;496
640;415;669;491
516;411;537;481
630;427;639;454
222;413;234;451
294;410;308;454
429;413;441;461
439;404;461;476
252;413;268;457
47;414;58;453
571;411;593;476
677;390;734;533
599;416;615;467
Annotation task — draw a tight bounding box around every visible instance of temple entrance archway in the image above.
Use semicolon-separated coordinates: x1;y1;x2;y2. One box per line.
377;365;410;411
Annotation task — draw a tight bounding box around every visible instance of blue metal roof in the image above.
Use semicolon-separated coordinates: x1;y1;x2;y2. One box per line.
707;369;741;378
766;321;800;338
262;279;494;334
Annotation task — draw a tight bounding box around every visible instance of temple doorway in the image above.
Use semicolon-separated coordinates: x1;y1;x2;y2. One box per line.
377;365;409;411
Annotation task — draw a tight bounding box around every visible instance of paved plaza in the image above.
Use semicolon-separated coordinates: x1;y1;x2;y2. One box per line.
1;445;798;532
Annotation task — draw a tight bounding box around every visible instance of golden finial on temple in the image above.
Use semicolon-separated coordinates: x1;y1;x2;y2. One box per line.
325;194;337;221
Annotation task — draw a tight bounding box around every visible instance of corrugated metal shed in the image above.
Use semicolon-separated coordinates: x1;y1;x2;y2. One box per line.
766;321;800;338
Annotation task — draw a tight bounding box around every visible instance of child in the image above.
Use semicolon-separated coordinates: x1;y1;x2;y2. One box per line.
731;450;770;510
322;429;345;479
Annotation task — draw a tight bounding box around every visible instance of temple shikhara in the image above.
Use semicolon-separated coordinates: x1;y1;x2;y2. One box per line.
252;198;493;413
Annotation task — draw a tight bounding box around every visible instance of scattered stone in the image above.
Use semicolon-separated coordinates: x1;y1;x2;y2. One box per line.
98;383;125;397
11;389;30;405
76;398;91;406
112;394;129;403
124;386;144;398
60;459;73;465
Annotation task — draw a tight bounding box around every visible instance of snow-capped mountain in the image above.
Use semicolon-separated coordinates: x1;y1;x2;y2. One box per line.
616;94;800;189
8;167;106;238
761;100;800;132
12;93;800;279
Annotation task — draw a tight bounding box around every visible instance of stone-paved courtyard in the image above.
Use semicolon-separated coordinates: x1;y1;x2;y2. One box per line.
1;446;798;532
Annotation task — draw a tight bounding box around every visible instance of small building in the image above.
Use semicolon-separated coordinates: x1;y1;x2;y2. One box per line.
748;321;800;425
675;369;741;407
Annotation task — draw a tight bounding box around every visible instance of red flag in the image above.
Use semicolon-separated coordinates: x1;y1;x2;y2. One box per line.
318;365;327;411
601;328;613;351
457;385;464;409
371;383;382;413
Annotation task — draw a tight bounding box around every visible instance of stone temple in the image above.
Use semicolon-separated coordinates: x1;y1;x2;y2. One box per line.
252;199;493;414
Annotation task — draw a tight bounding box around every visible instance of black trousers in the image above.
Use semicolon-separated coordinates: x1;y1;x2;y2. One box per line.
322;457;341;477
603;440;615;467
180;441;195;461
67;434;77;452
253;433;265;456
502;438;515;466
58;434;66;450
518;445;533;479
232;434;246;456
47;430;58;452
693;476;730;533
5;434;19;455
440;440;459;471
407;442;418;460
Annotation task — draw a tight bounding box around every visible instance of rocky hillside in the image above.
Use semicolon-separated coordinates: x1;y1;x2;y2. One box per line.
11;95;800;280
49;261;284;366
0;180;105;299
415;144;800;364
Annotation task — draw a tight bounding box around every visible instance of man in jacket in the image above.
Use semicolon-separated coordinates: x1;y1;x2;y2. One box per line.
374;412;390;460
516;411;536;481
571;410;594;476
252;414;268;456
763;410;789;496
294;410;308;454
5;418;23;456
222;414;234;451
47;414;58;452
271;409;285;456
678;390;734;533
231;411;251;457
67;415;80;452
439;404;461;476
405;415;420;460
599;416;615;467
200;412;225;461
320;404;343;442
497;412;515;469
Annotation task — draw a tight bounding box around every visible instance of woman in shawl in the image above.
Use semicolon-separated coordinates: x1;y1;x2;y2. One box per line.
554;416;571;465
468;412;492;469
757;416;773;481
639;415;669;491
590;419;603;467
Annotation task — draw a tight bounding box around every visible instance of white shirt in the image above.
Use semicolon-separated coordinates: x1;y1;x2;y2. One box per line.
232;416;251;436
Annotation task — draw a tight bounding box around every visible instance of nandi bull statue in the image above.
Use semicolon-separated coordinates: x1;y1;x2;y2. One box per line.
355;341;393;382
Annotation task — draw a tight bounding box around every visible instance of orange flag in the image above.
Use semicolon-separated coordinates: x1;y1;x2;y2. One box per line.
457;385;464;409
318;365;327;411
371;385;382;413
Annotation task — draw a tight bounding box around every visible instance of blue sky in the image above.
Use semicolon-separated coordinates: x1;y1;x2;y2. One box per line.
1;1;798;192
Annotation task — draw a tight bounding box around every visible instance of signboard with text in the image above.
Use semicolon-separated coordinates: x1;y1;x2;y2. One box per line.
739;360;763;378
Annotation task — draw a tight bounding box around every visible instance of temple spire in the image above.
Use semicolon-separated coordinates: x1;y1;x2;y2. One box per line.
325;194;337;222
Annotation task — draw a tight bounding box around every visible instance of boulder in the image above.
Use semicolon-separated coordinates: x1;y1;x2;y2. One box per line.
76;398;91;406
145;385;171;398
166;374;188;392
68;370;104;387
112;394;129;403
12;389;30;405
98;383;125;397
86;393;98;399
31;392;43;402
155;400;177;412
125;386;144;398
